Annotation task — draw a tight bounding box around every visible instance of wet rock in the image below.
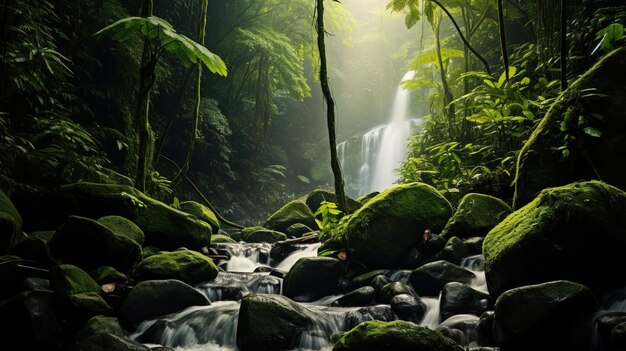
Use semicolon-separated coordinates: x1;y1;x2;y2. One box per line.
211;234;237;243
0;189;22;254
493;280;597;351
428;236;471;266
97;215;145;247
264;200;317;233
49;264;111;316
379;282;417;304
351;270;390;289
74;315;124;342
333;320;463;351
74;332;151;351
270;244;299;262
283;257;343;302
464;237;484;255
120;279;209;328
49;216;142;272
241;226;287;243
179;201;220;234
417;233;446;258
437;315;480;346
285;223;315;238
133;249;218;285
440;282;492;321
370;275;392;293
440;193;512;240
90;266;128;285
611;321;626;350
593;313;626;351
390;294;427;323
483;181;626;297
344;183;452;269
410;260;476;297
343;305;397;330
477;311;495;347
332;286;377;307
11;230;54;264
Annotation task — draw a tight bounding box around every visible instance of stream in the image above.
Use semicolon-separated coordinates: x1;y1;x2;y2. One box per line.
128;243;491;351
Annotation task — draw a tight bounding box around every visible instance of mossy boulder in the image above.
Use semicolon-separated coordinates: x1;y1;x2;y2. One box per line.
483;180;626;297
515;47;626;207
11;230;54;263
49;264;111;315
119;279;209;328
378;282;417;304
133;249;218;285
236;294;315;351
264;200;317;233
179;201;220;234
97;215;144;247
409;260;476;297
440;193;512;239
344;183;453;269
285;223;315;238
283;256;344;302
0;189;22;254
241;226;287;243
51;182;212;250
332;286;377;307
74;315;124;342
332;320;463;351
90;266;128;285
493;280;596;351
49;216;142;272
211;234;237;243
305;189;362;214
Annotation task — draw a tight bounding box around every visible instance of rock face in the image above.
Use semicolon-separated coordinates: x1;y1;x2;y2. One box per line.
51;183;213;250
283;257;343;302
236;294;314;351
133;250;218;285
332;320;463;351
483;180;626;297
410;260;476;297
0;189;22;254
264;200;317;233
515;47;626;207
493;280;597;351
49;216;142;272
179;201;220;234
440;193;512;239
344;183;453;269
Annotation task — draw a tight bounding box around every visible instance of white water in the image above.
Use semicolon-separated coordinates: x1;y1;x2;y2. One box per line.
461;254;489;294
337;71;421;197
274;243;322;273
420;295;442;329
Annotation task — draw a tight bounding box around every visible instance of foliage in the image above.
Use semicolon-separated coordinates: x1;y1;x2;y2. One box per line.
314;200;342;230
594;23;625;54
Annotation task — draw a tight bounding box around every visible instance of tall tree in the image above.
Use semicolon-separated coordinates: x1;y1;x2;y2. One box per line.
497;0;510;82
316;0;347;213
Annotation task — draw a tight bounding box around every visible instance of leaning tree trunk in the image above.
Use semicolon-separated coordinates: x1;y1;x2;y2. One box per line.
316;0;348;213
172;0;208;188
135;0;156;192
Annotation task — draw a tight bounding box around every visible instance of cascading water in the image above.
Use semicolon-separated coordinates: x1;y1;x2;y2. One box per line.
337;71;421;197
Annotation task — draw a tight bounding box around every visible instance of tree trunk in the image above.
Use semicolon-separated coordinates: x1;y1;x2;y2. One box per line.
560;0;568;91
497;0;510;82
435;15;455;139
316;0;347;213
172;0;208;188
537;0;561;76
135;0;155;192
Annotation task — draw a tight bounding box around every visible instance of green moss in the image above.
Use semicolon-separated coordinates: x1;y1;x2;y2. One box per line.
50;264;101;295
264;200;316;232
142;246;162;258
97;216;145;246
241;227;287;243
133;249;218;285
441;193;512;239
180;201;220;234
333;320;463;351
75;315;124;342
211;234;237;243
90;266;128;284
69;292;112;314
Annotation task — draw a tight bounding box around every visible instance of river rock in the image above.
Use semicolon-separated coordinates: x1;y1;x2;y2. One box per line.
237;294;314;351
49;264;111;316
179;201;220;234
370;275;393;293
264;200;317;233
390;294;427;323
49;215;142;272
379;282;417;304
493;280;597;351
351;270;390;289
343;305;397;330
285;223;315;238
440;282;492;321
594;313;626;351
410;260;476;297
333;320;463;351
74;315;124;342
74;332;151;351
514;48;626;207
11;230;54;263
119;279;210;328
211;234;237;243
332;286;377;307
133;249;218;285
283;256;343;302
428;236;471;266
483;180;626;297
241;226;287;243
305;189;362;214
0;189;22;254
612;321;626;350
344;183;452;269
441;193;511;240
477;311;496;346
0;290;62;350
97;215;145;247
90;266;128;284
49;182;213;250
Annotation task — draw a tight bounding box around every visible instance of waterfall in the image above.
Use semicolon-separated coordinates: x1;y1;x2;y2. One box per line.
337;71;421;197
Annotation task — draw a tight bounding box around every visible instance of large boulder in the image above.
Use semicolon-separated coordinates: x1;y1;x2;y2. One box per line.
133;249;218;285
439;282;492;321
483;180;626;297
74;315;124;342
50;183;212;250
305;189;362;214
49;216;142;272
241;226;287;243
283;257;343;302
264;200;317;233
0;189;22;254
179;201;220;234
97;215;145;247
344;183;453;269
515;47;626;207
119;279;210;328
236;294;314;351
49;264;111;316
332;320;463;351
493;280;597;351
440;193;512;239
410;260;476;297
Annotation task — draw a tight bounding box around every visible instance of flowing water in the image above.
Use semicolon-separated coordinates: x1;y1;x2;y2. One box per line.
337;71;421;197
